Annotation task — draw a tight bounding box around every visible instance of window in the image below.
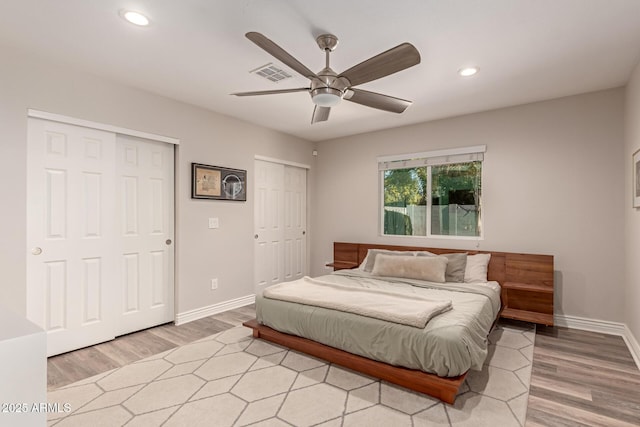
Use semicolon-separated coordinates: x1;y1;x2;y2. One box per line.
379;146;484;239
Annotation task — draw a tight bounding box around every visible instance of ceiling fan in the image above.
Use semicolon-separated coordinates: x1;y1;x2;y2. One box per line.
232;32;421;124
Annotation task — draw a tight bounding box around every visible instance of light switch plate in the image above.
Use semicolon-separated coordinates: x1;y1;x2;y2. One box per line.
208;217;219;229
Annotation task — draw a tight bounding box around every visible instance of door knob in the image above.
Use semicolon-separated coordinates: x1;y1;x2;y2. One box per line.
31;247;42;255
302;231;306;235
165;239;172;245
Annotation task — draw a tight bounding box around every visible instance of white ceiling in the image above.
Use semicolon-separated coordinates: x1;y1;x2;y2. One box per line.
2;0;640;142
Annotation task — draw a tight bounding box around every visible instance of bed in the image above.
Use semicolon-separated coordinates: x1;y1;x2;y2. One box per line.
244;242;554;403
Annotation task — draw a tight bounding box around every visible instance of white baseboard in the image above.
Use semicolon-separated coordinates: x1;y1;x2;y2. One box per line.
554;314;640;370
175;294;255;326
624;325;640;370
554;314;626;335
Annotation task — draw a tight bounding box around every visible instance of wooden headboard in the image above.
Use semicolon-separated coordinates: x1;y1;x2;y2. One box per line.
332;242;555;325
332;242;553;287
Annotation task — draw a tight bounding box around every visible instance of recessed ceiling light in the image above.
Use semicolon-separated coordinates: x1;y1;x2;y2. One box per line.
120;10;150;26
458;67;478;77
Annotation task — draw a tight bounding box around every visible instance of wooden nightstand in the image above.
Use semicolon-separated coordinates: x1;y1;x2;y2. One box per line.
500;282;554;326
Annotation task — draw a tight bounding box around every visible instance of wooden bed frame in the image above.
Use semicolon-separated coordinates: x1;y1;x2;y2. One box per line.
243;241;554;404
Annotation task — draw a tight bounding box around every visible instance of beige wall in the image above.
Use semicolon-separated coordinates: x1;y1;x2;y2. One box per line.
625;63;640;343
0;45;315;316
311;89;626;323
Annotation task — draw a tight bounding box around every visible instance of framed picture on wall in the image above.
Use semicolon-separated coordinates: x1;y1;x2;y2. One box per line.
191;163;247;201
634;149;640;208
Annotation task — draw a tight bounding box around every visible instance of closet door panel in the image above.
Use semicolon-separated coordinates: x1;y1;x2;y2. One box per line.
27;118;117;356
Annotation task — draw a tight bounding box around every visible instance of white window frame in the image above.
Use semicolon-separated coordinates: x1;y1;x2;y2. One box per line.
378;145;486;240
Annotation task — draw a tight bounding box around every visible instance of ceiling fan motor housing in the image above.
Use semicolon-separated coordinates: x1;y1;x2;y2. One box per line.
311;69;349;96
310;65;350;106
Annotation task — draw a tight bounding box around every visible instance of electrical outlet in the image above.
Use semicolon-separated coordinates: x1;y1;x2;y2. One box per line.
208;217;219;229
211;278;218;290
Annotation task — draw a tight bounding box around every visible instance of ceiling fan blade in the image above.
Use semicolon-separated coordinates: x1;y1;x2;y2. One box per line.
344;88;412;113
338;43;420;87
232;88;309;96
311;105;331;124
246;32;318;81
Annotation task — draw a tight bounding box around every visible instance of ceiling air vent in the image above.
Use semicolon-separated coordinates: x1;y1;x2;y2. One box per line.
250;63;292;83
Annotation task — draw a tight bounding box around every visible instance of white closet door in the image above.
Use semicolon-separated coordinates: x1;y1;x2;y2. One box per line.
254;160;285;291
27;119;175;356
254;160;307;292
116;135;174;336
283;165;306;282
26;118;117;356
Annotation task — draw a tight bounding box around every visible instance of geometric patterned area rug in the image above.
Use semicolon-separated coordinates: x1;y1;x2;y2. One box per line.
48;322;535;427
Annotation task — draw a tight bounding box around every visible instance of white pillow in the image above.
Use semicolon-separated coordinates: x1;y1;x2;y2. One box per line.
371;254;448;283
464;253;492;283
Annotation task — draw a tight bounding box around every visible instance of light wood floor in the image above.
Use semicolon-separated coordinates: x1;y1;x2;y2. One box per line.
527;326;640;426
47;305;256;390
48;307;640;426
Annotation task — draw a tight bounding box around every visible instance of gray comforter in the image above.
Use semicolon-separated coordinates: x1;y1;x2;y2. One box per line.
256;269;501;377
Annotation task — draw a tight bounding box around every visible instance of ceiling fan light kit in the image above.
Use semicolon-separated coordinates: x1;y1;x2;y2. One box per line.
311;88;342;107
233;32;421;124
